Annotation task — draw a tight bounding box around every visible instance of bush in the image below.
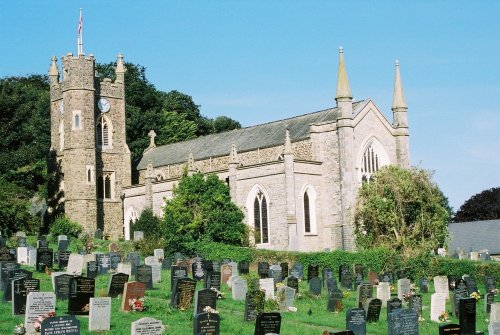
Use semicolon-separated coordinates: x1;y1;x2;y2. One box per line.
132;208;163;238
49;215;83;239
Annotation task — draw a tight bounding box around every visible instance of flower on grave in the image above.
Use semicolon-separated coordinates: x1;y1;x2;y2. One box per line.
410;283;417;294
418;316;425;322
210;287;224;299
470;292;480;300
342;291;351;299
33;311;56;332
13;323;26;335
203;306;219;314
295;293;302;300
81;303;90;312
390;284;395;292
438;311;449;322
402;292;412;302
276;282;285;288
129;297;146;312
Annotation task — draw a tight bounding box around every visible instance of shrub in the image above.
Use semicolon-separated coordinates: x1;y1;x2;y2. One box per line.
132;208;163;238
49;215;83;239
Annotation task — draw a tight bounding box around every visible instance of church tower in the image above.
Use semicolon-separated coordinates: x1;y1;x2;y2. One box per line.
48;53;131;239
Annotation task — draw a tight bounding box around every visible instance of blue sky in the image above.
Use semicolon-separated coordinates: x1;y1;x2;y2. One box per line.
1;1;499;211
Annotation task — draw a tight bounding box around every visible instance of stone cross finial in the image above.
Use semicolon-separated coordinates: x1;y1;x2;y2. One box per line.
116;53;126;74
230;142;239;164
148;130;157;148
49;56;59;77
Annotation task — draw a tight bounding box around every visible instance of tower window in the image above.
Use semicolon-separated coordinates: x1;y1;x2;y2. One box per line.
97;172;114;200
96;116;111;148
72;110;82;130
253;190;269;244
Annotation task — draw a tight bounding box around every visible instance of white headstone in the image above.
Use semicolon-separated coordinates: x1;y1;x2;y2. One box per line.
376;282;391;307
470;251;479;261
131;317;163;335
133;231;144;241
117;262;132;277
229;261;239;276
489;322;500;335
232;277;247;301
89;297;111;331
28;248;37;267
433;276;449;299
24;292;56;333
153;249;164;261
16;231;26;237
151;264;161;283
145;256;160;266
430;293;448;322
17;247;28;264
491;303;500;323
259;278;275;300
397;278;411;300
67;253;84;275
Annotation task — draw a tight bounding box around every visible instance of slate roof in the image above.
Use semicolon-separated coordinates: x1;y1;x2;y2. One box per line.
448;219;500;254
137;100;367;170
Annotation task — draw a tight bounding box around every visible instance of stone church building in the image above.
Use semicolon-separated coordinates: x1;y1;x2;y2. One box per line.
49;48;409;251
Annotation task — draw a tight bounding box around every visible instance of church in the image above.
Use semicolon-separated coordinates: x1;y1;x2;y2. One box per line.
49;48;410;252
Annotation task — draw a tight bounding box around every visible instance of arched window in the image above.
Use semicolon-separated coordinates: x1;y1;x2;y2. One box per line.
359;140;389;182
253;190;269;244
302;185;317;234
72;110;82;130
96;116;111;147
74;114;80;128
97;172;114;200
304;192;311;233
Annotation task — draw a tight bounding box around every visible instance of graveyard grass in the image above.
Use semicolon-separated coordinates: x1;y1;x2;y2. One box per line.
1;240;494;334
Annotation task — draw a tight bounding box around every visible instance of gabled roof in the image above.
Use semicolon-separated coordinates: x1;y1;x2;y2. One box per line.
448;219;500;254
137;100;367;170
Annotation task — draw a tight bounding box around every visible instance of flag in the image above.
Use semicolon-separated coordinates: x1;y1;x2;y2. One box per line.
77;9;83;55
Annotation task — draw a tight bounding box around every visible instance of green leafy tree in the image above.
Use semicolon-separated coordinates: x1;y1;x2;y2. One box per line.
131;207;163;238
453;187;500;222
0;177;39;235
162;171;246;254
354;166;451;256
211;115;242;133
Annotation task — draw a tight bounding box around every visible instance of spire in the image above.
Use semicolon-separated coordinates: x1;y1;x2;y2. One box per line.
335;47;352;101
284;129;293;155
116;53;126;74
230;142;239;164
392;60;407;110
49;56;59;79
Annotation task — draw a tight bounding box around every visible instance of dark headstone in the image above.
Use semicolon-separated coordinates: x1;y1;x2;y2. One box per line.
94;229;103;240
57;251;71;269
254;312;281;335
238;261;249;275
484;292;494;314
439;323;461;335
307;263;319;282
258;262;269;279
58;239;69;251
162;257;172;270
354;264;364;288
419;278;428;293
171;277;196;309
323;268;334;287
286;276;299;293
86;261;98;279
54;274;73;300
17;236;26;247
135;264;153;289
125;252;140;275
0;236;5;248
290;263;304;279
448;275;459;290
388;309;418;335
108;272;129;298
357;283;372;308
0;261;20;290
484;276;495;293
244;290;265;321
194;288;218;316
346;308;366;335
269;265;282;283
409;294;423;317
458;297;476;335
339;265;349;282
456;278;467;292
97;254;111;275
171;265;188;289
464;277;478;295
452;288;468;318
309;276;322;295
67;276;95;315
37;239;49;249
327;288;344;312
109;252;121;270
41;315;80;335
380;272;393;284
341;268;354;290
12;277;39;315
4;268;32;301
36;248;53;272
194;311;220;335
202;260;214;272
326;277;338;292
192;260;205;281
280;262;288;279
204;271;221;291
365;298;382;323
0;247;16;261
387;297;403;319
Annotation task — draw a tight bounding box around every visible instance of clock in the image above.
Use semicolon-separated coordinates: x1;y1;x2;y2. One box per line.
59;101;64;114
97;98;111;113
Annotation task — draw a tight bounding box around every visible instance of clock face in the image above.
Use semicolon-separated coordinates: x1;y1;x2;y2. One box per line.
98;98;111;113
59;101;64;114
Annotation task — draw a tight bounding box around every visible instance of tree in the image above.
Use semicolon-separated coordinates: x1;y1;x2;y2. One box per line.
354;166;451;256
131;208;163;238
453;187;500;222
211;116;242;133
0;177;39;235
162;171;246;254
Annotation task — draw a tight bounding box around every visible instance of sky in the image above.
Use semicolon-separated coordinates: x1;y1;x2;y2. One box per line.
1;1;499;211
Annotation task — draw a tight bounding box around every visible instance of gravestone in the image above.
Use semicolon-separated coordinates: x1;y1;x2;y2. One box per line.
36;248;53;272
464;276;478;295
409;294;423;316
125;252;141;275
162;257;172;270
448;275;459;290
238;260;249;275
194;288;218;316
171;277;196;309
458;297;476;335
485;276;496;293
341;268;354;290
220;264;232;284
365;298;382;322
133;231;144;241
434;276;449;297
108;272;129;298
121;281;146;311
451;288;468;317
171;265;188;289
485;292;494;314
356;283;372;308
244;290;265;321
94;229;103;240
431;293;448;322
24;292;56;334
254;312;281;335
108;242;119;253
232;277;248;301
40;315;80;335
194;312;220;335
376;282;391;307
117;262;132;276
153;248;164;261
229;261;239;276
97;253;111;275
192;259;205;281
109;252;121;270
269;264;283;283
368;271;379;285
66;253;84;275
258;262;269;279
54;273;73;300
456;278;467;292
379;272;393;283
57;251;71;269
131;317;163;335
492;302;500;322
278;285;295;309
286;276;299;293
17;247;28;264
388;309;419;335
144;256;159;266
326;277;338;292
439;323;461;335
280;262;288;279
346;308;366;335
135;264;153;289
67;276;95;315
290;262;304;279
489;322;500;335
89;297;111;332
307;263;319;282
387;297;403;319
339;265;349;281
17;236;26;247
323;268;334;287
37;239;49;249
397;278;411;301
204;271;222;291
0;247;16;261
12;277;39;315
28;248;37;267
151;263;161;284
58;235;69;251
354;264;364;288
0;261;20;290
419;278;429;293
4;268;32;301
86;260;98;278
309;276;322;296
327;287;344;312
259;278;275;299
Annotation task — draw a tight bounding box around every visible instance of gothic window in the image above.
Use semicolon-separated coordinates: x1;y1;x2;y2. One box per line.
97;172;114;200
96;116;111;148
253;190;269;244
302;186;317;234
72;110;82;130
304;191;311;233
361;144;380;182
86;165;95;185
